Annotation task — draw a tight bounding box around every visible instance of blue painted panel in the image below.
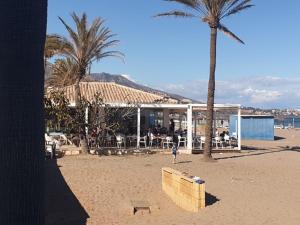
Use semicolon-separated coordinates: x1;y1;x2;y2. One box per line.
229;115;274;140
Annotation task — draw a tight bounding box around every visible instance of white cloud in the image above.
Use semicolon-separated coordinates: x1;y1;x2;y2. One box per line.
156;76;300;108
121;74;136;82
242;88;282;103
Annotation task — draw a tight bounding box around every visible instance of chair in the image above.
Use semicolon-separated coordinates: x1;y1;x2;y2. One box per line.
149;133;154;148
213;136;224;149
127;135;137;147
45;133;59;148
59;134;73;145
116;135;125;149
105;135;113;147
162;136;173;149
45;133;56;158
139;136;147;148
200;136;205;149
177;135;187;148
192;136;201;149
224;134;231;148
45;144;54;159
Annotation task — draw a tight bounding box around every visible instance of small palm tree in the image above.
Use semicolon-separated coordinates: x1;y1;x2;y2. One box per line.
46;12;123;105
156;0;253;161
46;58;78;88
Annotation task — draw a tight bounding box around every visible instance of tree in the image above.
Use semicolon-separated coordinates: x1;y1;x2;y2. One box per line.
46;12;123;104
0;0;47;224
46;12;123;154
44;90;73;132
45;58;78;88
156;0;253;160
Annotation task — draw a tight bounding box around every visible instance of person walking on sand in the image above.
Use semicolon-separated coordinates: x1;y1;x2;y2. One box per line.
171;143;178;164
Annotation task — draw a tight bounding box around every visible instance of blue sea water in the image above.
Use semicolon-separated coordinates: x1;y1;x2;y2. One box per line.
274;118;300;128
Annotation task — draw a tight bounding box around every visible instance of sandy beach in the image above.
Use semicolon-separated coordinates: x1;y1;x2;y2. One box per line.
46;129;300;225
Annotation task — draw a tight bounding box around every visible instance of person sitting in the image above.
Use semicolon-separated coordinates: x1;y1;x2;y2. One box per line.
220;131;226;141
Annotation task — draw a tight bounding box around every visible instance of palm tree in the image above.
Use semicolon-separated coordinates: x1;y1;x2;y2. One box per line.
47;12;123;105
0;0;47;224
46;58;78;88
47;12;123;154
156;0;253;161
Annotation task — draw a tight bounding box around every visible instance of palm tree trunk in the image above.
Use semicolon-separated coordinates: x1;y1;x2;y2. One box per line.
204;27;217;161
0;0;47;224
74;75;89;154
74;77;81;106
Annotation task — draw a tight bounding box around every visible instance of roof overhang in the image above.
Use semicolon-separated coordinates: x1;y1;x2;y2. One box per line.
69;102;241;110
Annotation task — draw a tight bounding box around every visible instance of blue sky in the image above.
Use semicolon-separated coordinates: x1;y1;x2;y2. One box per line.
47;0;300;108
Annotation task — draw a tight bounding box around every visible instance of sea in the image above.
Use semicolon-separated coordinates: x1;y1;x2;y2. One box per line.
274;117;300;128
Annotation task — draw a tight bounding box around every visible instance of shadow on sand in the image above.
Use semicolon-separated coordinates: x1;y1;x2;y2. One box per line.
205;192;220;206
45;159;89;225
216;146;300;161
176;160;192;164
274;136;286;141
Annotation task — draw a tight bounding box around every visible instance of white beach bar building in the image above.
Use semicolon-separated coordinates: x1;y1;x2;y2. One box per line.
63;82;242;153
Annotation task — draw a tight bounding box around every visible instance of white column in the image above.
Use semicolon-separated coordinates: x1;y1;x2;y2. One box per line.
85;107;89;135
238;107;242;150
137;107;141;148
187;105;193;151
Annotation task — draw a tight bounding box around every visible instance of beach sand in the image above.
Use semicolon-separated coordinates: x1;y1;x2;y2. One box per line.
46;129;300;225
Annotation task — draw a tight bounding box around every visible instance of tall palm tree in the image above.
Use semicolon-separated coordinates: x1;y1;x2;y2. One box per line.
47;12;123;105
47;12;123;154
156;0;253;160
0;0;47;224
46;58;78;88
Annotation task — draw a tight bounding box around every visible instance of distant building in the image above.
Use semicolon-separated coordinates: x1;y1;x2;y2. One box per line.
230;115;274;141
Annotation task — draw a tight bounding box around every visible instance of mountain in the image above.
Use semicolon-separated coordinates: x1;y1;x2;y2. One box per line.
85;73;200;103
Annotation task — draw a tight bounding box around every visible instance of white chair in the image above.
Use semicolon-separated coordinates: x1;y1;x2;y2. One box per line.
177;135;187;148
127;135;137;147
59;134;73;145
45;144;54;159
162;136;173;149
213;136;224;149
139;136;147;148
200;136;206;149
45;133;60;149
149;134;154;148
224;134;231;148
116;135;125;148
45;133;56;158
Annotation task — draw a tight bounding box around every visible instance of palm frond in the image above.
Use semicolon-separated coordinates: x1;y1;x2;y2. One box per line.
155;10;196;18
218;23;244;44
221;0;254;18
164;0;198;8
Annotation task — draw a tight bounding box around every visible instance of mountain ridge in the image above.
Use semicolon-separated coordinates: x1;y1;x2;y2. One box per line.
85;73;200;103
